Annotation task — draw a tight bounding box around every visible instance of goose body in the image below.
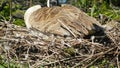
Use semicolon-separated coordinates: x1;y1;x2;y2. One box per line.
24;4;102;38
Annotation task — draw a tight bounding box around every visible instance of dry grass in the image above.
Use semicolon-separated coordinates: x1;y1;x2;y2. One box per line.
0;20;120;68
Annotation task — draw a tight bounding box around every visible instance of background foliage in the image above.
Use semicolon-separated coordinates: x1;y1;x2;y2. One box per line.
0;0;120;26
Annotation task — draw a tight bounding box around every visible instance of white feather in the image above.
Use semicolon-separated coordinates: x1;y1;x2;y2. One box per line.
24;5;41;29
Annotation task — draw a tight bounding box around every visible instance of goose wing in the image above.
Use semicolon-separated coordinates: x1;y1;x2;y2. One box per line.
29;5;102;38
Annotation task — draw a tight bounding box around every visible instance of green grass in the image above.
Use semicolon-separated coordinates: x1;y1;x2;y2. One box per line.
0;0;120;26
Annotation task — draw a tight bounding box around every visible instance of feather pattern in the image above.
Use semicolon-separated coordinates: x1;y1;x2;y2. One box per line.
25;5;102;38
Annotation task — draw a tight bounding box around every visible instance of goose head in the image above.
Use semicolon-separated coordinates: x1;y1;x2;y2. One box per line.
47;0;67;7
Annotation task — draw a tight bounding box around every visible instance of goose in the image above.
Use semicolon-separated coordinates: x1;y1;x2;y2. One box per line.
47;0;67;7
24;0;103;38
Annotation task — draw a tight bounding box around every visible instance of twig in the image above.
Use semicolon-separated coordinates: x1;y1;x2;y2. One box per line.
58;19;77;38
32;53;56;68
42;57;73;66
71;54;93;68
116;48;120;68
85;56;102;68
116;54;120;68
72;47;116;68
24;46;31;68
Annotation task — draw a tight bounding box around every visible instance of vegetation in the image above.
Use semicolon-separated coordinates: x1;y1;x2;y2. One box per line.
0;0;120;68
0;0;120;25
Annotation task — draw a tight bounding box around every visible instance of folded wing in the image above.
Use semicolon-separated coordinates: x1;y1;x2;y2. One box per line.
26;5;102;38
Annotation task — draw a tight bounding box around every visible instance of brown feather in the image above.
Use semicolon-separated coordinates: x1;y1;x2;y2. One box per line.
28;5;102;38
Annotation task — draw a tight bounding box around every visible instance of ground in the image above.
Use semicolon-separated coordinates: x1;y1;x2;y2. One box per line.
0;20;120;68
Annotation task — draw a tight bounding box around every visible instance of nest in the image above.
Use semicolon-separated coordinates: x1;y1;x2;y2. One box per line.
0;21;120;68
